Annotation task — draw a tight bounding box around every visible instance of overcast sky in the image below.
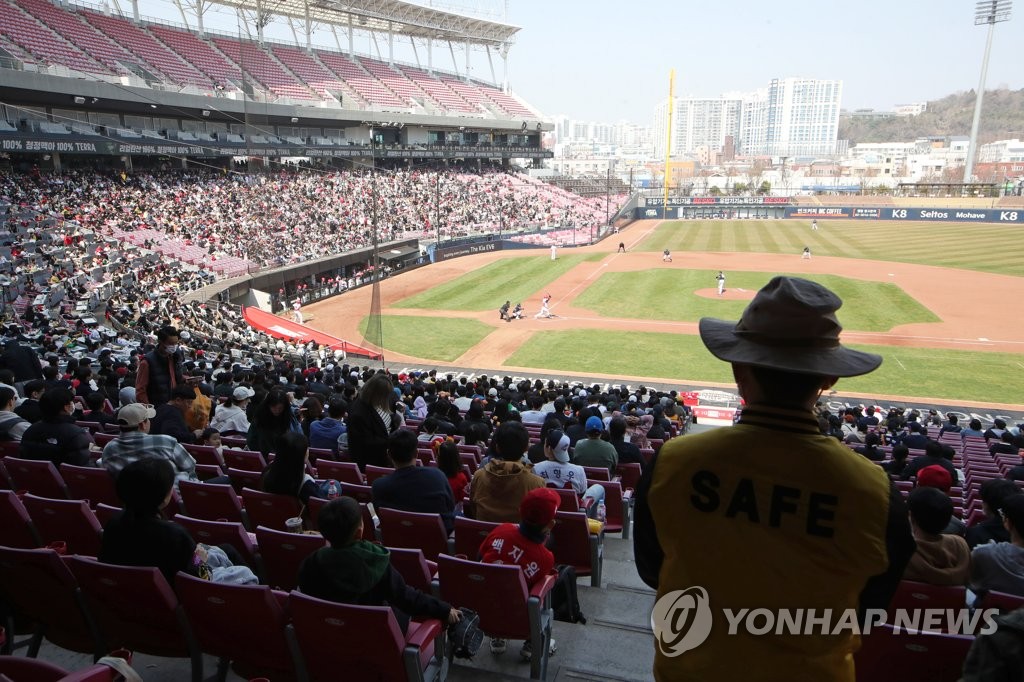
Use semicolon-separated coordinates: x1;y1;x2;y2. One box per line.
138;0;1024;125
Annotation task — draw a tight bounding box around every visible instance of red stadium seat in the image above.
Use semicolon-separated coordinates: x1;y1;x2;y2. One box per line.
377;508;451;562
854;623;973;682
21;494;103;557
254;525;325;592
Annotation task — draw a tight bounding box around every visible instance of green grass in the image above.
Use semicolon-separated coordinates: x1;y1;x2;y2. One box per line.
357;315;493;362
572;270;938;332
504;330;1024;404
394;254;603;311
636;220;1024;276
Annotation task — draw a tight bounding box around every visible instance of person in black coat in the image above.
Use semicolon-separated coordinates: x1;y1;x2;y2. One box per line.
900;440;958;484
371;430;455;533
346;373;402;471
609;415;645;470
965;479;1020;549
19;387;93;466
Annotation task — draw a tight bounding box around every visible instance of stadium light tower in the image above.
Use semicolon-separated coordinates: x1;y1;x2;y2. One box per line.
964;0;1013;184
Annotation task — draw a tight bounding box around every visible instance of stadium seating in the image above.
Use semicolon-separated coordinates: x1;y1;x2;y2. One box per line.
147;25;241;88
18;0;137;76
211;37;318;101
288;591;447;682
82;10;214;89
436;553;557;680
377;508;450;562
314;50;406;107
0;0;109;75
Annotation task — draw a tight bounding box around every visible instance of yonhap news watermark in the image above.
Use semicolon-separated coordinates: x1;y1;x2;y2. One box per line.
651;587;998;658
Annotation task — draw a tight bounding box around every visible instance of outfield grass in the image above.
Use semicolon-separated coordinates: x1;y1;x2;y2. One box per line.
636;220;1024;276
393;254;603;311
357;315;492;362
572;270;938;332
503;329;1024;404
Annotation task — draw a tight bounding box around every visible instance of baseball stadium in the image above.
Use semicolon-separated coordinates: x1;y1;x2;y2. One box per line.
0;0;1022;680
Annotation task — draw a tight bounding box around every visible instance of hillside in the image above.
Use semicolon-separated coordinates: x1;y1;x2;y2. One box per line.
839;88;1024;144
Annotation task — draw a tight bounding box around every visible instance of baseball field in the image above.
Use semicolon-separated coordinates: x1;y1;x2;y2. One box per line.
307;219;1024;409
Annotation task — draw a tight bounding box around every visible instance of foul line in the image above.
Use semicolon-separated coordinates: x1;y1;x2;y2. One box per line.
894;356;907;370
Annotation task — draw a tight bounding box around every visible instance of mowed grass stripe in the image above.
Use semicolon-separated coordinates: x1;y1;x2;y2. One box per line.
571;270;938;331
635;220;1024;275
504;330;1024;404
357;315;492;362
394;255;593;311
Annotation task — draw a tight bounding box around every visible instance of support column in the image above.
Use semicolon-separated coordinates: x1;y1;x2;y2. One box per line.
388;23;394;65
51;152;61;173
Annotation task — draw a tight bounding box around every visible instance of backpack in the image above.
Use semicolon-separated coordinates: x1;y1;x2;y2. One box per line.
551;564;586;624
449;607;483;659
187;386;212;431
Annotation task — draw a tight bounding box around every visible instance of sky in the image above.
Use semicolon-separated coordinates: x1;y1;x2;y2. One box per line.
132;0;1024;126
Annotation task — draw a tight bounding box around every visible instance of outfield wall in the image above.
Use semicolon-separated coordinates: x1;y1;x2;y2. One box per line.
635;205;1024;223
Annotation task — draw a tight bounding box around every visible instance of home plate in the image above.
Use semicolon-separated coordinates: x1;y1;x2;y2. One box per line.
979;337;989;341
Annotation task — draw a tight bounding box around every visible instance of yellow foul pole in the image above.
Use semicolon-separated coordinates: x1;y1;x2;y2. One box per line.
663;69;675;211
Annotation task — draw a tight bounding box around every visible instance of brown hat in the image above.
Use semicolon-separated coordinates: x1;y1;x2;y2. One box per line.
698;276;882;377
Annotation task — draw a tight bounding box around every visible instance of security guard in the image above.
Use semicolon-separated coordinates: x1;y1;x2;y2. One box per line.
634;276;914;682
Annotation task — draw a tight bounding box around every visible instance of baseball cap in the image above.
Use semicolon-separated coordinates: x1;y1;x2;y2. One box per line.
232;386;256;401
488;387;498;397
917;465;952;492
520;488;561;527
545;430;570;463
117;403;156;427
585;416;604;433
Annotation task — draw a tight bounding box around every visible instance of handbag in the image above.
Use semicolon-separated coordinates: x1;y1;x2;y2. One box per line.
449;607;483;659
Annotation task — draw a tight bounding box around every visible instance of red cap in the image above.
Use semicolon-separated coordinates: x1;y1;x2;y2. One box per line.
520;488;561;527
917;465;952;492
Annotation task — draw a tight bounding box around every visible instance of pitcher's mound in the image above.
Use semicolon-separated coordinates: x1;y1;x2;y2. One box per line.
694;288;756;300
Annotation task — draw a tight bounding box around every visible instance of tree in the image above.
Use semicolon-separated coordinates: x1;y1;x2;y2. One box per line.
709;186;722;196
758;180;771;195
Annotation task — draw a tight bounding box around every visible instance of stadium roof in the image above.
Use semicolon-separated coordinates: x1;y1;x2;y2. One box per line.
209;0;521;47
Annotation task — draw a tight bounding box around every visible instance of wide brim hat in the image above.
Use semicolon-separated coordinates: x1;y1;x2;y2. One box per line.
698;276;882;378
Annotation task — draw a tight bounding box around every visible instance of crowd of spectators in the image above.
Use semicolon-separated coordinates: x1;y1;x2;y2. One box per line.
0;166;611;274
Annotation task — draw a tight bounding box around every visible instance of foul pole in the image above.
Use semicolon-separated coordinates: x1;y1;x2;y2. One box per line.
663;69;675;210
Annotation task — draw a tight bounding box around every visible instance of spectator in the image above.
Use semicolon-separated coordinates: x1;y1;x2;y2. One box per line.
853;432;885;462
298;497;461;633
150;385;202;444
526;414;563;465
572;416;618;475
480;488;560;659
970;493;1024;597
990;432;1019;457
916;465;966;536
984;419;1009;441
372;429;455;533
938;413;962;437
308;399;346;455
966;479;1021;549
135;325;186;407
19;387;94;466
634;276;914;681
469;421;545;523
298;395;323;438
260;431;318;505
961;418;986;442
100;458;255;585
0;386;30;442
610;416;646;470
14;379;45;424
101;403;199;485
903;487;970;585
209;386;254;436
436;440;469;504
533;429;605;516
881;445;910;476
81;391;116;428
346;373;403;471
246;389;302;457
901;439;958;484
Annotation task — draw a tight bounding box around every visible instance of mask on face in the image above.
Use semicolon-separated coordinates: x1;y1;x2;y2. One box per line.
163;344;178;355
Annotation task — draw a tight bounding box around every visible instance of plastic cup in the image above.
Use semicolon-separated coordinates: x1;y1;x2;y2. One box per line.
285;517;304;533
